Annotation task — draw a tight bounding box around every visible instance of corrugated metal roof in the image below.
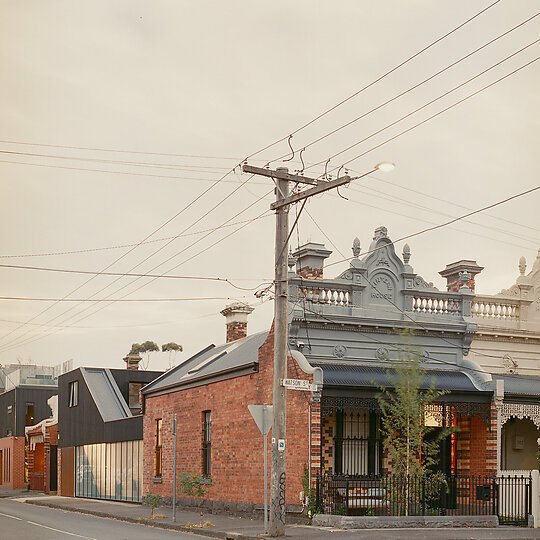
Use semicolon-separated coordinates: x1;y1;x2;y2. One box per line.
81;368;131;422
493;374;540;396
312;363;481;392
142;330;268;394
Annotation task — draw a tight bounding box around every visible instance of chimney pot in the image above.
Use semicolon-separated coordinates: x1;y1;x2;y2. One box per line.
439;260;484;293
293;242;332;280
221;302;255;343
123;353;142;370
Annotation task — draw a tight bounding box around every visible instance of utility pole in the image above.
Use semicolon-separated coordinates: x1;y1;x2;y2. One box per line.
243;163;369;537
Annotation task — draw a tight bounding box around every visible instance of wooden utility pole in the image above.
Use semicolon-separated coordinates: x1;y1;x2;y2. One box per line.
271;170;289;536
243;163;368;536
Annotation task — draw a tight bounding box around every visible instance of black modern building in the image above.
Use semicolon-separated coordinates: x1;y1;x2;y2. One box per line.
0;382;57;489
58;366;162;501
0;386;57;438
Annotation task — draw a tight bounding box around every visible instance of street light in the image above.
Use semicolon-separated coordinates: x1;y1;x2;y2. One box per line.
375;161;395;172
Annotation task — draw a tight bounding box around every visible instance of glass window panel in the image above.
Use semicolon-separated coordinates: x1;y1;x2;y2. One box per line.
126;442;133;501
121;441;128;500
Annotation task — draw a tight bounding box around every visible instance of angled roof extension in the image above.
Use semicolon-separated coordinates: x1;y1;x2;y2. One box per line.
80;367;132;422
142;330;268;396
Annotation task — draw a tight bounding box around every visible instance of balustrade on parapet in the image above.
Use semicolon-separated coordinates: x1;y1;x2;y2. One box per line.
471;296;520;321
406;291;463;317
296;281;352;306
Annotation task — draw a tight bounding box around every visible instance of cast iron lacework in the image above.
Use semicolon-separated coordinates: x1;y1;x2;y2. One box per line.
499;402;540;428
321;397;491;427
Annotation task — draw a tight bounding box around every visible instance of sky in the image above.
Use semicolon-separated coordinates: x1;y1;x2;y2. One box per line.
0;1;538;373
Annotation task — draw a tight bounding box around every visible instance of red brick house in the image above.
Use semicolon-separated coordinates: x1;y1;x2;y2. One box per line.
141;229;501;516
25;395;58;493
141;319;315;514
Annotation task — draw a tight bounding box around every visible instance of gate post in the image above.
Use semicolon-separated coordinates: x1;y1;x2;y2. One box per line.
531;470;540;528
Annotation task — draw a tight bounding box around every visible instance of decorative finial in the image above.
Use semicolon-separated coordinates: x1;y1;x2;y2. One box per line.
352;237;361;258
373;226;388;241
402;244;411;265
288;248;297;272
518;256;527;276
459;271;472;289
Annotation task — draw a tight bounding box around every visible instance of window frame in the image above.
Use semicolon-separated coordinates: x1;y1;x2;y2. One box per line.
154;418;162;478
128;382;143;410
69;380;79;407
202;411;211;476
25;402;35;426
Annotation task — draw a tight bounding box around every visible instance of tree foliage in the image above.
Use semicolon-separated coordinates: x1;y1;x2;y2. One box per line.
178;472;211;525
377;331;452;477
162;342;182;368
162;342;182;352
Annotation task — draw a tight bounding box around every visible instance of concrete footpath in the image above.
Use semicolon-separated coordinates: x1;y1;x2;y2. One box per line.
2;489;540;539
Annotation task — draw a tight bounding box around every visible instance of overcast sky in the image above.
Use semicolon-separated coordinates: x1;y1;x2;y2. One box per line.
0;1;538;373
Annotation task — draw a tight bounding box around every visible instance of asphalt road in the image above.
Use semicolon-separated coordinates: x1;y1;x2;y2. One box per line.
0;498;196;540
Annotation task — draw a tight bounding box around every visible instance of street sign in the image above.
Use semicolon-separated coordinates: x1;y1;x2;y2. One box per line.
248;404;273;436
248;404;273;533
281;378;319;392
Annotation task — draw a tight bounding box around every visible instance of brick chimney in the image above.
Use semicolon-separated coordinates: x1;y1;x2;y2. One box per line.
293;242;332;280
439;260;484;293
221;302;255;343
123;353;142;370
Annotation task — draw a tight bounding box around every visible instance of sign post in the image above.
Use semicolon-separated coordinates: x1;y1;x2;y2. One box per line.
172;413;177;522
248;404;273;534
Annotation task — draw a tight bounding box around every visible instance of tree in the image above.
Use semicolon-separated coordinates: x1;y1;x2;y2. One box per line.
162;342;183;369
178;472;212;526
377;331;453;514
128;340;159;369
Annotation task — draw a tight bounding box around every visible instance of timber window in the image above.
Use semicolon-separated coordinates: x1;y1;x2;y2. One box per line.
154;418;162;477
128;383;143;410
69;380;78;407
334;409;382;476
202;411;211;476
25;403;35;426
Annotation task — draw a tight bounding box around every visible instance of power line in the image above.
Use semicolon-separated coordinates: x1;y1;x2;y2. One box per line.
295;299;515;378
0;263;272;290
252;0;503;159
0;203;272;353
273;12;539;166
0;158;271;185
0;2;500;168
0;296;251;302
328;190;535;252
0;149;237;172
360;172;540;234
309;43;539;172
0;164;264;346
0;213;273;259
333;56;540;171
344;184;540;247
325;184;540;270
0;1;506;356
0;139;249;161
303;210;531;363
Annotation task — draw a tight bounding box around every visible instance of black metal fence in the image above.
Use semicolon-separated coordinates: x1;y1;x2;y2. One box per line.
316;473;531;525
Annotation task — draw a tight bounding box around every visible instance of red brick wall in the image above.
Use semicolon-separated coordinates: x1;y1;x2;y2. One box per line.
456;405;497;477
297;267;323;280
143;325;314;506
226;321;248;343
0;436;26;489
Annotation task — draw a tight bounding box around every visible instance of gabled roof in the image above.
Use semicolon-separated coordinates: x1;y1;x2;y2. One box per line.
142;330;268;395
80;367;132;422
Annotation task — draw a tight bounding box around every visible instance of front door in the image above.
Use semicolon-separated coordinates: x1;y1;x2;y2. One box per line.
49;445;57;492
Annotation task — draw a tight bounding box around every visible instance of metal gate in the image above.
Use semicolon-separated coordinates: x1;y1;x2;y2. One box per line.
496;474;531;527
